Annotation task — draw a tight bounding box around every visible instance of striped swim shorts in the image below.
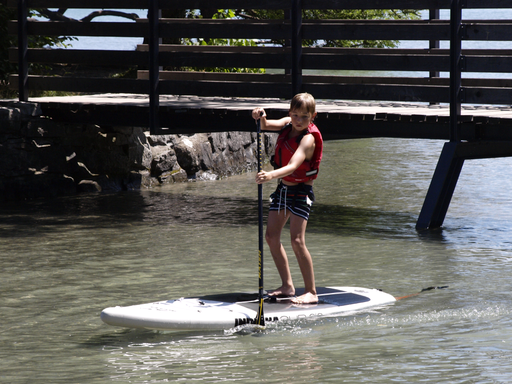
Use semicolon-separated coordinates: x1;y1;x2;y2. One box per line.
269;182;315;221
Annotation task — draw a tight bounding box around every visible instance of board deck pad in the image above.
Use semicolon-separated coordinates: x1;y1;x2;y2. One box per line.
101;287;396;331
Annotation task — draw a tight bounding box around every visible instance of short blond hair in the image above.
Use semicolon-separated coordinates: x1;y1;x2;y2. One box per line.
290;93;316;115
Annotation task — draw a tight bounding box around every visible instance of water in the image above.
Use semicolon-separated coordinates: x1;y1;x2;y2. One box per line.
2;138;512;383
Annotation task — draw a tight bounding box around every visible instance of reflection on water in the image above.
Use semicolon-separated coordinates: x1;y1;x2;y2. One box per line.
2;138;512;383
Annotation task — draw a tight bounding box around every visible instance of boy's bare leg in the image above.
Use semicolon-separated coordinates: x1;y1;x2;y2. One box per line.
289;215;318;304
265;210;295;297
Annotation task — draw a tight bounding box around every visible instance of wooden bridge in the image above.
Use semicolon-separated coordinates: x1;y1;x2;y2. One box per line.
6;0;512;230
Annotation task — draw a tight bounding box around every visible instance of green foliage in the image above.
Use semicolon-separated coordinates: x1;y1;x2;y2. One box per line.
241;8;420;48
177;8;420;72
212;9;236;19
307;9;419;48
180;37;265;73
182;20;265;73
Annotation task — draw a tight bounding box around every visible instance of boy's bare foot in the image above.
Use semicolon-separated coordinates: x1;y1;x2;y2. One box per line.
267;286;295;297
291;292;318;304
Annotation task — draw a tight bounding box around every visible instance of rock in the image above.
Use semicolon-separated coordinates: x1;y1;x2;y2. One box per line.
209;132;228;153
127;128;152;171
174;134;207;177
151;145;180;177
77;179;102;193
0;101;276;200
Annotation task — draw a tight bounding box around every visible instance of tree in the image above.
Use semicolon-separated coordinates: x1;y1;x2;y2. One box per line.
231;8;420;48
30;7;419;48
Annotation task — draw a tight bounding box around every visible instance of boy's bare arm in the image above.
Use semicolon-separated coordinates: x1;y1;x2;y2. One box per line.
255;134;315;183
252;108;291;131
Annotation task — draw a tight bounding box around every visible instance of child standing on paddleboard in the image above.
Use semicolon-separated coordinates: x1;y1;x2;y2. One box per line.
252;93;323;305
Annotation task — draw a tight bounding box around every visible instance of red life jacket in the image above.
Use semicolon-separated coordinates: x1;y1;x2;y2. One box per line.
273;123;323;183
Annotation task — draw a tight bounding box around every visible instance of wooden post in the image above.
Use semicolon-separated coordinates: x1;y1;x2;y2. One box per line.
428;8;440;78
148;0;160;135
291;0;302;97
284;9;291;76
416;0;465;230
416;142;465;230
17;0;28;101
429;8;440;106
449;0;463;143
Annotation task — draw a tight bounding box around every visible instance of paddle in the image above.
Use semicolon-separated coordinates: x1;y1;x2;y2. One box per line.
255;113;265;327
394;286;449;301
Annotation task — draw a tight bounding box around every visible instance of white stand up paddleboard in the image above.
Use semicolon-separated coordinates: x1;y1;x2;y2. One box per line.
101;287;396;331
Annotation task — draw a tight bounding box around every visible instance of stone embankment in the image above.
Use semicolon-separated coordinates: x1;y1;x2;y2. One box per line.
0;100;276;200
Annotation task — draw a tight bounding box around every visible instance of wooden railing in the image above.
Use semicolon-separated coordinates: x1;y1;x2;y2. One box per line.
7;0;512;132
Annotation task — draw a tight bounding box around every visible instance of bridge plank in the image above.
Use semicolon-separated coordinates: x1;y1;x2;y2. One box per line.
12;19;512;42
9;21;147;37
11;47;512;75
9;75;148;94
13;73;512;105
9;48;148;66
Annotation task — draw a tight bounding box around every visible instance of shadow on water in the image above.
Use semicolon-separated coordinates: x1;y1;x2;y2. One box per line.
0;190;248;237
0;191;146;234
83;323;277;350
84;315;340;349
310;203;416;237
0;189;451;243
82;327;224;348
310;203;451;244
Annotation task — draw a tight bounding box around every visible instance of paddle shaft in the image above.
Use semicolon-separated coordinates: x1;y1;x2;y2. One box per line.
256;115;265;326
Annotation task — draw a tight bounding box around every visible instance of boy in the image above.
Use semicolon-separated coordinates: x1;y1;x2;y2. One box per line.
252;93;323;304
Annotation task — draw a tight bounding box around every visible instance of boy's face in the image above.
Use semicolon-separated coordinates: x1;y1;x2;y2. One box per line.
289;107;316;131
